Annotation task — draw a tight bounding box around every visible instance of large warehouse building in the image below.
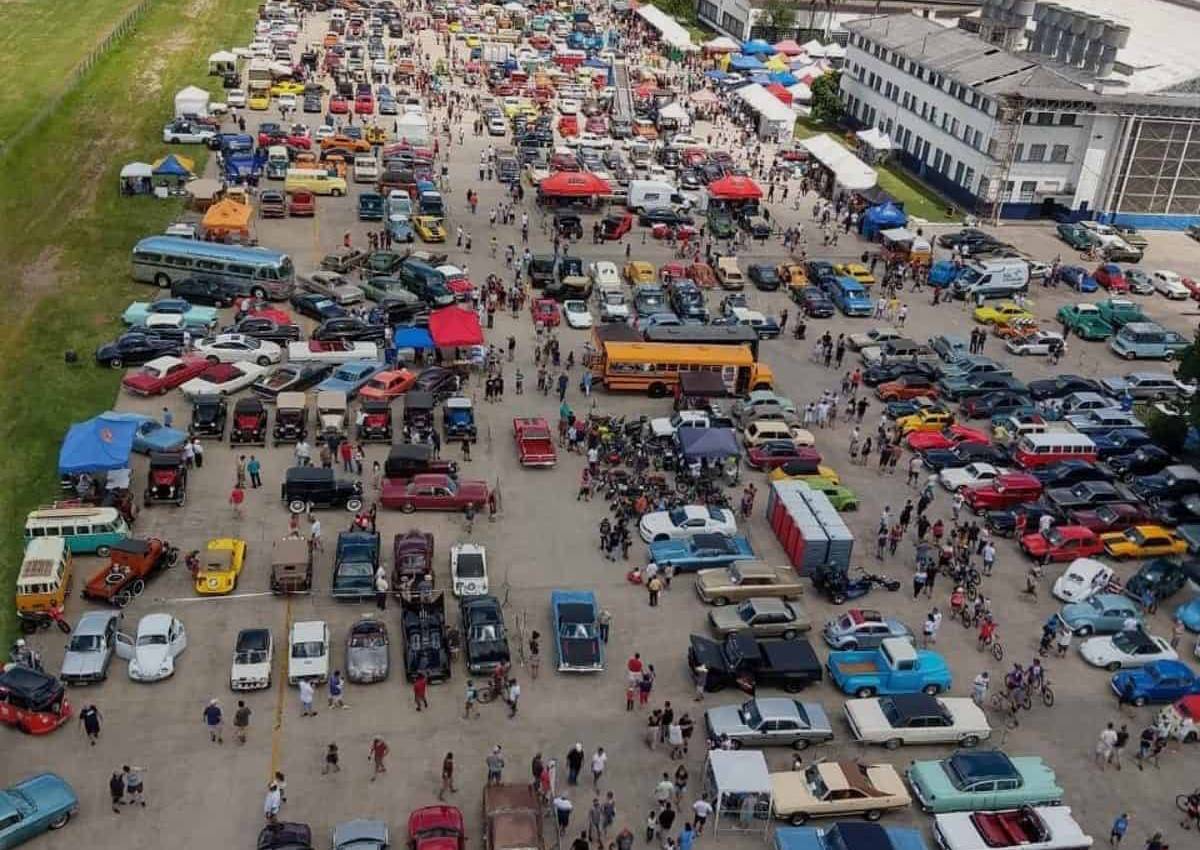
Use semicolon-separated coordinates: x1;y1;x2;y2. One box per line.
839;0;1200;227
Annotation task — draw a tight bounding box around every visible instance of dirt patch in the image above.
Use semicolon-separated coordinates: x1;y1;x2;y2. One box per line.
184;0;215;19
137;32;192;95
19;247;63;298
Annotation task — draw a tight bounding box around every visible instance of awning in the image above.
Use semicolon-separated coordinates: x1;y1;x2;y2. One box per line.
766;83;792;104
801;39;827;56
787;82;812;103
393;326;435;349
824;43;846;59
769;71;798;86
798;134;877;191
153;153;194;176
208;50;238;64
58;412;141;474
634;4;692;51
703;35;740;53
707;750;771;795
678;427;739;460
773;39;803;56
658;102;690;123
704;69;729;81
690;88;719;104
728;54;764;72
740;39;774;55
539;171;611;197
120;162;153;178
428;307;483;347
202;198;252;233
707;175;763;200
734;83;797;128
856;127;894;151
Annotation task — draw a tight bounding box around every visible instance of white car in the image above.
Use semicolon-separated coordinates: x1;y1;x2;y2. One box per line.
1006;331;1066;356
599;289;630;322
162;120;216;144
231;628;273;691
487;117;507;136
589;261;621;288
650;410;712;439
1051;558;1115;603
144;313;190;334
933;806;1093;850
353;156;380;183
1152;270;1190;299
576;132;612;150
115;613;187;682
303;271;364;305
288;620;330;684
277;93;297;111
563;300;593;329
450;543;489;597
847;326;901;351
843;694;992;749
194;333;281;366
940;462;1007;492
1080;629;1177;670
639;505;737;543
286;340;379;363
558;97;580;115
180;361;270;398
227;89;246;108
313;124;336;142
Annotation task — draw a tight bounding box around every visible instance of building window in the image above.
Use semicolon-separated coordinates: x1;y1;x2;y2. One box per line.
943;155;954;175
1060;114;1077;126
1036;112;1053;125
950;117;959;135
955;162;965;184
965;167;975;189
1019;181;1037;201
929;106;938;124
1050;144;1069;163
1014;143;1024;161
1028;144;1046;162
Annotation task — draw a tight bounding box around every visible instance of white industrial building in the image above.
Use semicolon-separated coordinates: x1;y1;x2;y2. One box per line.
694;0;982;44
839;0;1200;227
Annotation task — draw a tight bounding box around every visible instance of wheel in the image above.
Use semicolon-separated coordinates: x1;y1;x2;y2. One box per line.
1165;350;1176;362
1124;350;1136;360
922;684;941;695
864;810;882;822
47;811;71;830
728;738;742;750
782;629;797;640
1020;691;1032;711
960;609;972;628
154;273;170;288
252;287;267;300
288;500;307;514
711;597;729;607
257;356;272;366
166;548;179;566
792;738;810;751
831;593;847;605
114;590;132;608
1178;794;1193;813
965;584;978;601
991;641;1004;661
960;734;980;748
653;534;669;542
131;579;145;597
1042;687;1055;707
789;813;810;826
109;357;123;369
783;681;804;693
840;640;858;651
884;580;900;592
56;618;71;633
855;686;875;698
1076;624;1093;636
884;738;902;750
1106;661;1122;672
648;382;668;398
346;497;363;512
401;502;416;513
96;545;110;557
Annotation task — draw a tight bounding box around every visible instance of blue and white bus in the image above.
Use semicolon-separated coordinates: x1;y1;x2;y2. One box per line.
131;236;295;300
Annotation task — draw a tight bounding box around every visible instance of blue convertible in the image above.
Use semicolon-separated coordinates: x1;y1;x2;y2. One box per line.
316;361;386;398
551;589;604;673
0;773;77;848
1111;659;1200;706
648;533;755;574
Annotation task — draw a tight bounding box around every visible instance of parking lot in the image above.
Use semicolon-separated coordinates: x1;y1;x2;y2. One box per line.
8;4;1200;850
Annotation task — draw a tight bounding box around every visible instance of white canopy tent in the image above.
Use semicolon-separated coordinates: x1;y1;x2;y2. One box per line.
704;35;740;53
657;101;691;127
856;127;893;151
395;113;430;145
801;39;826;57
734;83;796;141
208;50;238;74
119;162;153;179
635;4;692;51
702;751;772;834
787;82;812;103
799;133;878;191
824;42;846;59
174;85;210;118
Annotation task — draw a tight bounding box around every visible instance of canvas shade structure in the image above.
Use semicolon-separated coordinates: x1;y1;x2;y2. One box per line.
152;154;194;176
173;85;210;118
207;51;238;74
769;71;798;86
634;4;692;50
678;427;739;461
801;39;826;56
702;750;772;833
186;178;224;205
707;175;763;200
765;83;792;104
201;198;253;239
58;412;141;474
704;35;740;53
856;127;894;152
728;54;764;72
690;89;719;105
658;102;690;126
787;82;812;103
119;162;154;196
773;39;803;56
392;326;435;349
740;39;774;55
764;55;789;71
428;307;483;347
704;69;729;81
799;134;877;192
861;202;908;239
539;171;611;197
733;84;796;140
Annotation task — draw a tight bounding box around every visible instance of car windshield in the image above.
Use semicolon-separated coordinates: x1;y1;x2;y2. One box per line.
1046;529;1065;546
456;552;485;577
1111;631;1143;653
292;640;325;658
740;700;763;727
805;765;830;799
68;634;102;652
735;601;755;622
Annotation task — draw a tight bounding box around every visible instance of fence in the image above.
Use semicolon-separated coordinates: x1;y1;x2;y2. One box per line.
0;0;157;157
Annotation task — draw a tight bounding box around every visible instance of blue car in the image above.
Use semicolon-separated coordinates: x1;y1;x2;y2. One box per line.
316;361;386;397
774;823;929;850
291;292;348;321
1177;596;1200;631
387;214;415;243
0;773;78;847
551;589;604;672
1059;265;1099;292
1111;659;1200;705
121;298;218;330
104;412;189;454
648;533;755;574
829;277;874;317
1092;428;1154;460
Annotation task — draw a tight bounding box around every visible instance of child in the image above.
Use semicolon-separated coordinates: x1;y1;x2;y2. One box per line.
626;683;636;712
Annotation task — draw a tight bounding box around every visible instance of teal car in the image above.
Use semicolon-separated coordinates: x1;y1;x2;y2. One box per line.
1056;223;1096;250
1096;298;1146;328
906;750;1063;813
1054;304;1112;340
121;298;218;330
0;773;78;848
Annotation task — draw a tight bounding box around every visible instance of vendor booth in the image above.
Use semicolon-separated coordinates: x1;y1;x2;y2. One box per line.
678;427;739;463
58;412;141;475
860;201;907;240
855;127;894;164
207;51;239;75
152;154;195;194
701;750;772;834
798;134;877;195
428;307;484;348
173;85;211;118
733;84;795;142
201;198;253;241
879;227;932;268
703;35;740;54
538;172;611;207
395;113;430;146
119;162;154;196
656;101;690;131
635;4;693;57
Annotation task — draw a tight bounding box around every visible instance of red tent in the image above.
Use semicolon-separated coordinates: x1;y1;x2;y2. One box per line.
539;171;612;198
766;82;793;104
773;39;803;56
428;306;483;347
707;175;763;200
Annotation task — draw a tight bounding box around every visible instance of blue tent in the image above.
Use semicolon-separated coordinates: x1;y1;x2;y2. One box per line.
728;54;764;71
861;202;908;239
678;426;739;461
393;326;434;349
58;412;140;474
152;154;191;177
741;39;774;55
704;69;729;81
769;71;798;86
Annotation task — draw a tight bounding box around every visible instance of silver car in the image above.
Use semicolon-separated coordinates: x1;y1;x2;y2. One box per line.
345;617;389;684
302;271;364;306
334;820;389;850
704;697;833;750
822;609;912;651
60;611;122;684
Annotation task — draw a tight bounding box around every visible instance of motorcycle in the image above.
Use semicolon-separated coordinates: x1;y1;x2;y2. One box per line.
811;564;901;605
8;642;43;671
17;606;71;634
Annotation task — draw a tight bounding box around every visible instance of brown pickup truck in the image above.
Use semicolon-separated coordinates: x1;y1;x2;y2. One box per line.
484;784;543;850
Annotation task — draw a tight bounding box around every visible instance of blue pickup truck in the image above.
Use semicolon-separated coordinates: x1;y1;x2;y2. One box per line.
826;637;952;698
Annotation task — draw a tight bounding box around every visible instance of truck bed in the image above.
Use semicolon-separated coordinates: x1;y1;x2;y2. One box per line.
832;660;881;675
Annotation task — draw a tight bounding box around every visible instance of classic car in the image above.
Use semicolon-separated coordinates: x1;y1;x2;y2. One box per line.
1079;629;1177;670
0;774;78;845
748;442;823;471
288;620;329;684
551;589;604;673
287;340;379;364
1124;558;1196;602
120;355;209;396
450;543;488;597
932;806;1092;850
1151;270;1190;299
302;271;365;305
345;617;389;684
771;823;928;850
0;666;71;735
223;316;302;345
1005;332;1066;356
771;762;911;825
704;697;833;750
413;216;447;242
709;598;811;639
95;332;182;368
513;417;557;467
1178;595;1200;631
896;408;955;434
358;368;417;402
907;425;989;453
122;298;219;330
180;362;270;398
333;821;388;850
940;463;1007;492
316;361;387;397
648;533;755;574
230;628;273;691
313;317;387;343
461;595;511;674
845;693;990;748
1112;660;1200;706
409;807;465;850
877;376;939;402
189;394;227;438
823;610;913;651
828;638;952;698
194;333;281;366
381;473;485;515
640;505;737;543
1066;503;1153;535
59;610;122;684
332;531;381;600
694;561;806;606
1058;593;1143;636
290;292;349;321
906;751;1063;813
1019;527;1105;564
562;300;593;329
690;631;822;694
588;261;621;288
624;261;656;284
1051;558;1116;603
962;474;1043;512
972;303;1033;326
194;537;247;595
252;363;331;400
1100;525;1187;560
412;366;459;400
116;612;187;682
1058;266;1098;292
111;414;188;453
798;288;836;317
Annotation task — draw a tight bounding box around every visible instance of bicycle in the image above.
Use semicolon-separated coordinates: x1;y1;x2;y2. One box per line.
1034;678;1054;707
978;632;1004;661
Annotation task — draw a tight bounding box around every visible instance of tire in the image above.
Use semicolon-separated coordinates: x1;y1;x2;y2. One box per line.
47;812;70;830
1042;687;1055;707
252;287;267;300
114;590;132;608
109;357;123;369
729;739;742;750
56;618;72;633
789;813;809;826
960;734;980;748
96;545;110;557
922;684;942;695
654;534;669;542
864;810;882;822
331;189;343;197
288;499;307;514
792;738;810;751
1178;794;1193;813
154;273;170;289
1124;350;1136;360
855;686;875;698
648;382;667;398
207;356;221;364
1106;661;1122;672
711;596;730;607
1165;350;1176;362
840;640;858;651
346;498;363;512
257;356;273;366
131;579;145;597
832;593;847;605
782;629;797;640
991;642;1003;661
884;738;902;750
784;681;804;693
401;502;416;513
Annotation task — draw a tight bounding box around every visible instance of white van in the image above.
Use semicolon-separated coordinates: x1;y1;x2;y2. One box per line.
627;180;688;213
953;258;1029;299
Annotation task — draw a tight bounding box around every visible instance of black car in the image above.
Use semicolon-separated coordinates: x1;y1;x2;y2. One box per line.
748;264;781;291
312;317;387;343
553;213;584;240
528;254;557;288
413;366;458;401
191;394;228;438
303;96;323;113
795;287;834;317
961;391;1033;419
258;822;314;850
222;316;302;345
95;332;181;368
332;531;381;600
1033;460;1115;489
461;595;510;674
401;593;450;682
1125;558;1199;603
1043;480;1139;512
1107;446;1175;481
1151;493;1200;526
281;467;364;513
936;228;997;250
688;631;822;694
985;503;1059;537
252;363;332;399
921;442;1010;472
1130;465;1200;503
290;292;348;321
805;260;836;281
638;208;692;228
1027;374;1104;401
862;361;938;388
170;277;238;308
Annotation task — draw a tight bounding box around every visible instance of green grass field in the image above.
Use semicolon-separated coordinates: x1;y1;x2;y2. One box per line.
0;0;260;641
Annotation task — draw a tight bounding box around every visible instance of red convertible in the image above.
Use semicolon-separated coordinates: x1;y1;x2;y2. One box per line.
233;298;294;325
1066;502;1154;534
122;355;209;396
329;95;350;113
907;425;990;453
531;298;560;327
355;94;375;114
1019;525;1105;563
380;474;489;513
962;473;1043;512
514;417;557;467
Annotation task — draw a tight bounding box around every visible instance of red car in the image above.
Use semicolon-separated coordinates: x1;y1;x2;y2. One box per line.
550;152;581;171
531;298;560;327
442;270;475;301
1186;277;1200;301
380;474;489;512
652;223;698;240
514;417;557;467
907;425;990;452
1019;525;1105;563
329;95;350;113
392;530;434;587
1093;264;1129;292
289;189;316;216
690;262;717;288
355;94;375;114
585;117;608;135
359;368;418;401
0;666;71;734
121;355;209;396
747;442;823;471
659;262;687;282
558;115;579;137
409;805;466;850
877;376;939;402
1067;503;1154;534
601;212;633;241
962;473;1043;512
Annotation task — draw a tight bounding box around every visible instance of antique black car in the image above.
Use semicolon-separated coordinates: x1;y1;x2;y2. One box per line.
461;595;510;675
356;399;393;442
229;397;268;445
403;391;436;438
272;392;308;445
384;443;457;480
143;451;188;507
401;592;450;682
281;467;363;514
190;394;228;438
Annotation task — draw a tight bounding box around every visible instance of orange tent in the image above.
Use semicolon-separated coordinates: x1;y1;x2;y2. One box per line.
201;198;253;240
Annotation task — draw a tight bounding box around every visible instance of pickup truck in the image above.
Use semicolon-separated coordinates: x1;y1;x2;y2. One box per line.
826;637;952;698
688;630;822;694
1096;298;1146;328
484;784;543;850
513;417;557;467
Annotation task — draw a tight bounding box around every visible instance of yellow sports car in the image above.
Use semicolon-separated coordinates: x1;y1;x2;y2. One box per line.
195;537;247;595
897;408;955;434
247;91;271;111
770;762;911;825
834;263;876;286
777;264;808;290
624;261;655;284
413;216;447;242
270;80;306;97
1101;526;1188;560
973;301;1033;325
769;467;842;486
466;35;481;48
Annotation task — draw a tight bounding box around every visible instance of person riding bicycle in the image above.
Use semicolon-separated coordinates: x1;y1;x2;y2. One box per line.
972;595;991;623
1005;663;1027;704
1027;658;1046;692
1038;619;1057;655
1182;789;1200;831
978;615;997;647
950;586;966;615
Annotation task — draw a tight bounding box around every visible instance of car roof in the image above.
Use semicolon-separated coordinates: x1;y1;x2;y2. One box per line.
139;612;174;633
883;693;942;720
291;620;326;640
947;750;1018;782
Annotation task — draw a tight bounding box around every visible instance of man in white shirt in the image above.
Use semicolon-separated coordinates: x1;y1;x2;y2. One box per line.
590;747;607;788
691;799;713;835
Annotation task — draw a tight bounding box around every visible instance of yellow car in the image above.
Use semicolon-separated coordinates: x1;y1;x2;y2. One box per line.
364;126;389;145
1101;526;1188;560
973;301;1033;325
448;21;462;32
777;263;808;290
769;467;842;486
247;91;271;111
834;263;876;286
896;407;955;434
270;81;306;97
195;537;247;595
466;35;481;48
413;216;447;242
624;261;655;284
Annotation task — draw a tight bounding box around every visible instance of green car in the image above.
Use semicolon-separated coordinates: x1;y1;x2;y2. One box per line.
800;478;860;511
707;210;736;240
1056;223;1096;250
906;751;1064;813
1096;298;1146;328
1055;303;1113;340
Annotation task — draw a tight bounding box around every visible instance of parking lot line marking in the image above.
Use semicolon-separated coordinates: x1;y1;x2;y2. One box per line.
270;595;292;778
152;591;280;603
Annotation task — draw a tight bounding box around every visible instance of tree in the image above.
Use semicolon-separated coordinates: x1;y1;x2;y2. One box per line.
809;71;844;125
762;0;797;37
1176;327;1200;428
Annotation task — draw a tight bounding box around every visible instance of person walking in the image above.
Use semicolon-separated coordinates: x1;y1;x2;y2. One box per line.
323;743;341;775
1096;722;1118;769
375;571;389;610
588;798;605;843
123;765;146;808
233;700;252;745
203;698;224;744
553;794;574;834
110;769;126;813
414;672;429;711
80;703;102;745
691;799;713;836
439;752;457;799
647;574;663;606
657;804;677;846
369;737;390;781
679;824;696;850
528;631;541;679
309;517;324;553
1110;813;1129;847
487;746;505;785
264;783;282;822
591;746;607;788
506;678;521;718
602;792;617;839
567;742;585;785
247;455;262;488
299;678;317;717
230;483;245;519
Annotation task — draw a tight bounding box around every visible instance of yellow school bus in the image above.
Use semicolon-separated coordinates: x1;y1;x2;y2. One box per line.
594;341;773;397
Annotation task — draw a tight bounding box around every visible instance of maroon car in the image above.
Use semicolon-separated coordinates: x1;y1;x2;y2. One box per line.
392;530;434;590
1067;502;1154;534
380;474;489;512
962;473;1043;513
746;442;822;471
121;354;209;396
408;805;466;850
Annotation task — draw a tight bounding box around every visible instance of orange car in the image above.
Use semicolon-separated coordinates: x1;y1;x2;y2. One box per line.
876;375;940;402
358;369;418;401
319;134;371;153
323;32;340;47
689;262;717;288
993;316;1039;339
